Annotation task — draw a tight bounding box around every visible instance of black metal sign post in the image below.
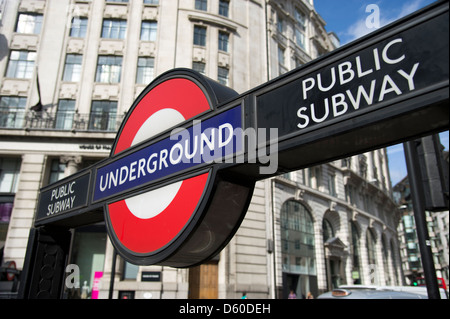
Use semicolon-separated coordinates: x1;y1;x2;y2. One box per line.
21;1;448;298
404;141;441;299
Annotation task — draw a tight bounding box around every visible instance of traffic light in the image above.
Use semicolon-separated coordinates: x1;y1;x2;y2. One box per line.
411;275;418;286
416;134;449;211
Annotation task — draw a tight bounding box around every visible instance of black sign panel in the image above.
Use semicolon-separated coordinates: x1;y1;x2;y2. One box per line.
35;172;91;224
141;271;161;282
256;6;448;142
31;1;448;268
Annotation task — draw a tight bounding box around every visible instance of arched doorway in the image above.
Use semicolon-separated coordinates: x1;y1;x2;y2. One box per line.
280;200;317;299
323;216;347;290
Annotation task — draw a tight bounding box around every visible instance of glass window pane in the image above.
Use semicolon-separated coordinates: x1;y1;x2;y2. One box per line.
136;57;154;84
123;262;139;280
218;31;229;52
280;200;316;275
102;19;127;39
16;13;43;34
195;0;207;11
55;99;76;130
193;26;206;46
0;158;21;193
90;101;118;131
70;17;88;38
217;67;228;85
6;51;35;79
219;0;229;17
0;96;26;128
96;56;122;83
63;54;83;82
141;21;157;41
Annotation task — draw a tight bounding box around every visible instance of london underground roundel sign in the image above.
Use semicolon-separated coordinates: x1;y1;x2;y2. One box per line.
102;69;255;267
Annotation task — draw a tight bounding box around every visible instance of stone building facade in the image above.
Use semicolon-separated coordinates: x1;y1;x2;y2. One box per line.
0;0;401;299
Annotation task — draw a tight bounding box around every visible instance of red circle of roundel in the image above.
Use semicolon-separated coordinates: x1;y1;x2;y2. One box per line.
114;78;211;155
108;173;209;254
107;77;211;255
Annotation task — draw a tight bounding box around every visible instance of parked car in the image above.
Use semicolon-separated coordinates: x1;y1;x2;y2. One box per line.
317;285;431;299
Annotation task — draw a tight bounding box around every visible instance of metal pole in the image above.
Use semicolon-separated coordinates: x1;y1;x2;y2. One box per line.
403;140;440;299
108;249;117;299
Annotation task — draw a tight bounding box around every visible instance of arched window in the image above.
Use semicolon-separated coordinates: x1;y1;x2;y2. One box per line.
281;201;315;274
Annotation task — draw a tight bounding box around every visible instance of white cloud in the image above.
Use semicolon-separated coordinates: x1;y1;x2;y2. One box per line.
343;0;429;44
345;18;374;43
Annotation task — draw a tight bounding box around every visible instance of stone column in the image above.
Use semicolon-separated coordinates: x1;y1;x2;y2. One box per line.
61;155;82;176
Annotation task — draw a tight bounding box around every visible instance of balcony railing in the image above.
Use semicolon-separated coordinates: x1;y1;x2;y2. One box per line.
0;110;124;132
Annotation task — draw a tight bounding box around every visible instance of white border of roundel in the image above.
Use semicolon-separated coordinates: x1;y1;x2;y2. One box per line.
124;108;185;220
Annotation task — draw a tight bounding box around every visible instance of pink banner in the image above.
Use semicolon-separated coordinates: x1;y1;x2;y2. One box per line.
91;271;103;299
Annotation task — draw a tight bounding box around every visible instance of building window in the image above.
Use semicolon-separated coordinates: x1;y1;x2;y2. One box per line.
351;221;361;284
0;157;21;193
101;19;127;39
95;55;122;83
218;31;229;52
278;46;284;63
294;8;306;50
295;28;305;50
294;8;306;31
359;154;367;178
277;16;284;34
144;0;159;4
328;173;336;197
63;54;83;82
0;96;26;129
366;228;378;284
195;0;207;11
136;57;154;84
281;200;316;275
140;21;157;41
55;99;76;130
6;50;36;79
217;67;228;86
193;26;206;46
278;46;285;74
15;13;43;34
219;0;229;17
68;228;107;299
302;168;310;187
122;261;139;280
192;62;205;74
309;166;321;190
89;100;118;131
0;157;21;247
345;184;356;206
48;158;66;184
70;17;88;38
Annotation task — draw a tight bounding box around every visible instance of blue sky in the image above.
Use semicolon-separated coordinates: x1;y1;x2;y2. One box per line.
314;0;449;186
